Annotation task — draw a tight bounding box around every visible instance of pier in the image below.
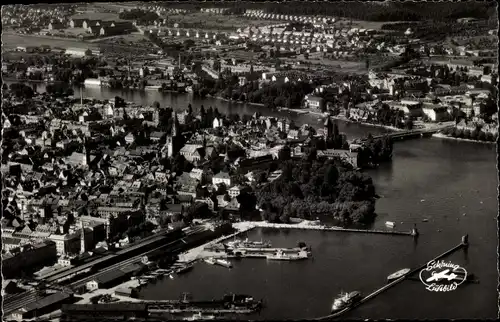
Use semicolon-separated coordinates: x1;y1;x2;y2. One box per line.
315;236;468;320
241;221;418;237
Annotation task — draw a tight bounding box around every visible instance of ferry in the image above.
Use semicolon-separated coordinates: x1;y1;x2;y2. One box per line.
266;249;309;261
215;259;232;268
331;291;362;313
387;268;411;282
204;258;216;265
385;221;395;228
183;312;215;321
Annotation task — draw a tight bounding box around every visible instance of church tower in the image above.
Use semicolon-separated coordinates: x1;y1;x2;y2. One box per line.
82;142;88;166
80;221;86;254
324;117;333;140
166;112;180;158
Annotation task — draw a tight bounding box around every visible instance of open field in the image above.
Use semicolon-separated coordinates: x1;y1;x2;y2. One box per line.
89;32;149;43
341;19;420;31
166;13;280;31
92;2;141;13
70;11;122;21
220;50;263;61
2;32;98;50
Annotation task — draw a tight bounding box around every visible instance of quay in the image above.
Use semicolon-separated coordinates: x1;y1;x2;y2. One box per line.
315;235;468;320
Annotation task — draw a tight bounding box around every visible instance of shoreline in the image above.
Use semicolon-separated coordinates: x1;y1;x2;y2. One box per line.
432;133;496;144
2;77;66;84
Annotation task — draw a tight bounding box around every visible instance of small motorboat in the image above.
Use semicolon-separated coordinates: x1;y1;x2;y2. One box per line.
387;268;411;282
385;221;395;228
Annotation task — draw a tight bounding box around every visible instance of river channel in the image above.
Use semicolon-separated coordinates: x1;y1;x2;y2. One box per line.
23;83;500;319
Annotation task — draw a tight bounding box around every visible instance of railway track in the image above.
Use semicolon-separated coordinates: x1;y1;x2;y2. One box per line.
4;226;207;315
69;226;206;289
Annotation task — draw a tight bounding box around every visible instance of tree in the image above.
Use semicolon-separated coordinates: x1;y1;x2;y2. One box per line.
324;165;339;186
278;145;291;161
9;83;34;99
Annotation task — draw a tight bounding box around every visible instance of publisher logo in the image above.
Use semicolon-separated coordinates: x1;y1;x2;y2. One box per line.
419;260;467;292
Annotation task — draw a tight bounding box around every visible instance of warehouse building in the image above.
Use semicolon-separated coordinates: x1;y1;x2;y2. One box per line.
86;269;128;291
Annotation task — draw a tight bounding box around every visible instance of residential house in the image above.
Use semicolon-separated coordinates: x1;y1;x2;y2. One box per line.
422;105;450;122
69;18;85;28
149;131;166;142
305;95;324;109
176;195;193;208
179;144;204;163
212;171;233;187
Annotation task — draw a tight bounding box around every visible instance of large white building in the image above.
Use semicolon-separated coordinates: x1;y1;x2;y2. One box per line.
65;47;91;57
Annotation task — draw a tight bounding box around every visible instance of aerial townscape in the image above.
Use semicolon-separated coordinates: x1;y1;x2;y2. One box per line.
1;2;498;322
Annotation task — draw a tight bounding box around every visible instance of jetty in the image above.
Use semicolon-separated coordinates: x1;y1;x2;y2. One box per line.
315;235;469;320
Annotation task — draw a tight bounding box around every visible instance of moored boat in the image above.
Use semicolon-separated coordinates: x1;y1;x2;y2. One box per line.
387;268;411;282
266;249;309;261
204;258;216;265
215;259;232;268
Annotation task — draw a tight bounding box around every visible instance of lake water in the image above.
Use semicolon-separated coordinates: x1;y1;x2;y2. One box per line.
16;83;500;319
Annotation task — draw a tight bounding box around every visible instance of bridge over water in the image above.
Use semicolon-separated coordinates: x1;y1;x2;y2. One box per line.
356;122;456;142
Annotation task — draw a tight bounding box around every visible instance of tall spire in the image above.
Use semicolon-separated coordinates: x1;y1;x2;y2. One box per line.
80;221;86;254
172;111;178;137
